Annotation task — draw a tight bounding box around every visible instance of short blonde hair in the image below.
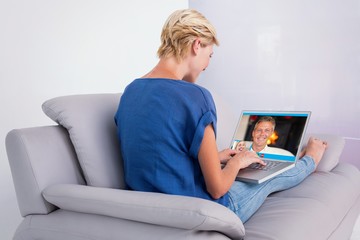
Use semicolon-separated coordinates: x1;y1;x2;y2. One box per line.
157;9;219;62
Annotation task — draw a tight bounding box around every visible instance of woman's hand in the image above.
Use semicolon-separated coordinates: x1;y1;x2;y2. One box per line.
228;150;266;170
217;147;266;170
218;148;239;164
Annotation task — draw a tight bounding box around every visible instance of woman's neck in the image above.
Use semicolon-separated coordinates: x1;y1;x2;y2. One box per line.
142;58;187;80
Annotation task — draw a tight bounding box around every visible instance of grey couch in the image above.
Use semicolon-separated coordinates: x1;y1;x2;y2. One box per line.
6;93;360;240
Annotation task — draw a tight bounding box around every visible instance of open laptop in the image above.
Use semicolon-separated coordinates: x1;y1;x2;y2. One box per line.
230;111;311;184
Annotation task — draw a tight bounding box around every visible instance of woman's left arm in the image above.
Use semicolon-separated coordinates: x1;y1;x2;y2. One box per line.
198;124;243;199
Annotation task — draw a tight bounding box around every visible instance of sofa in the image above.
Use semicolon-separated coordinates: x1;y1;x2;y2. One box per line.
6;93;360;240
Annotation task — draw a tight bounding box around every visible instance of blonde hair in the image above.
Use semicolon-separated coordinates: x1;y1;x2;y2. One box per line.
157;9;219;62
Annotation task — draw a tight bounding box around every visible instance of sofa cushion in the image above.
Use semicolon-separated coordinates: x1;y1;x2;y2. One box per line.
16;210;233;240
43;184;245;240
301;133;345;172
42;93;125;189
244;163;360;240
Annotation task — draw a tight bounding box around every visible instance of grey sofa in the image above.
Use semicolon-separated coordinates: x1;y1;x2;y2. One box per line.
6;93;360;240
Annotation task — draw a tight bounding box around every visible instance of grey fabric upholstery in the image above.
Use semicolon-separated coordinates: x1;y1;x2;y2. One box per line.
5;93;360;240
42;93;125;189
14;210;232;240
42;184;245;239
301;133;345;172
6;126;85;217
244;163;360;240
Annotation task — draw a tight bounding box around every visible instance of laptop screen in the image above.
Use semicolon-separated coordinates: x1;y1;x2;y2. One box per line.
230;111;311;162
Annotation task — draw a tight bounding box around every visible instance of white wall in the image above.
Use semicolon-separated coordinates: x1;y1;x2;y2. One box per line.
190;0;360;167
0;0;188;238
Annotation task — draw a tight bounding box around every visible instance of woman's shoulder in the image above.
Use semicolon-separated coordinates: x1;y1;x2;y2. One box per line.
168;79;213;100
129;78;212;96
123;78;214;108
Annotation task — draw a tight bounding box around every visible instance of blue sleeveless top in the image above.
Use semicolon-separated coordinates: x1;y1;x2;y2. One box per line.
115;78;229;207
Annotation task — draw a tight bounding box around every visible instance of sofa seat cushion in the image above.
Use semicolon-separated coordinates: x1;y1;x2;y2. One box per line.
244;163;360;240
42;93;125;189
15;210;233;240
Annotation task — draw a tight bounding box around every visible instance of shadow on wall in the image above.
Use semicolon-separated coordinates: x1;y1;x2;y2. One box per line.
211;92;238;150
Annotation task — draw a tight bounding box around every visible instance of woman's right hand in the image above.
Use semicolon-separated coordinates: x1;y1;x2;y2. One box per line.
229;150;266;170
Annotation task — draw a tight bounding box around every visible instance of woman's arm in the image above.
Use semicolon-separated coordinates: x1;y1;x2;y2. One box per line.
198;124;264;199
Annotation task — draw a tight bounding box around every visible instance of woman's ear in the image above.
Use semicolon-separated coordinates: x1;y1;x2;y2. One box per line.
192;38;201;55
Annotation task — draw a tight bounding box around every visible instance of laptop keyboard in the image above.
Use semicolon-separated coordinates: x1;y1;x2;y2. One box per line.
248;160;282;171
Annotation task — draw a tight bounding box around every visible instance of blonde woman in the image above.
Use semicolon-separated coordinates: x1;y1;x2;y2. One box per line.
235;140;247;152
115;9;327;223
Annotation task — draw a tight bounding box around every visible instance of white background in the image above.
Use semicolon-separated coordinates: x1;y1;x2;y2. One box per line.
190;0;360;167
0;0;187;238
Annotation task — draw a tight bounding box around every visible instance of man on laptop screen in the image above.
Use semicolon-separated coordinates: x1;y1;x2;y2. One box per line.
231;111;310;184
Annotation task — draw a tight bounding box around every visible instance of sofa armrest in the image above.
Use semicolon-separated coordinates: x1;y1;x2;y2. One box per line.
6;126;85;217
302;133;345;172
43;184;245;239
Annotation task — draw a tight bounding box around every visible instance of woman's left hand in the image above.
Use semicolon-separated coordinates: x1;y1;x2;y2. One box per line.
218;148;239;164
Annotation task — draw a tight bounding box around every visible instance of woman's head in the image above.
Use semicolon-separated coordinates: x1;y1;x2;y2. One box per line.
157;9;219;62
235;140;247;152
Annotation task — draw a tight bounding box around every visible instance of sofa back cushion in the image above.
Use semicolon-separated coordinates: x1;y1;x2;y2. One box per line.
42;93;125;189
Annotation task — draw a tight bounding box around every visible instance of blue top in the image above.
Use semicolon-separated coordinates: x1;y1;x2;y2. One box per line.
115;78;229;207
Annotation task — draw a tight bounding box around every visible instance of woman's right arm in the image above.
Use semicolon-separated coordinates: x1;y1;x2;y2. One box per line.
198;124;264;199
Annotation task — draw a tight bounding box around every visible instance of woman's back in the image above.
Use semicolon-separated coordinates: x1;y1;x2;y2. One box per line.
115;78;229;206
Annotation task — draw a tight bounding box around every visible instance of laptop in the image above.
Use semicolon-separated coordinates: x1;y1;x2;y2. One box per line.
230;110;311;184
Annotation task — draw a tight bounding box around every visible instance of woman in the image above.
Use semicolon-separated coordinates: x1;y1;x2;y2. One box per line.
115;9;327;222
235;140;247;152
